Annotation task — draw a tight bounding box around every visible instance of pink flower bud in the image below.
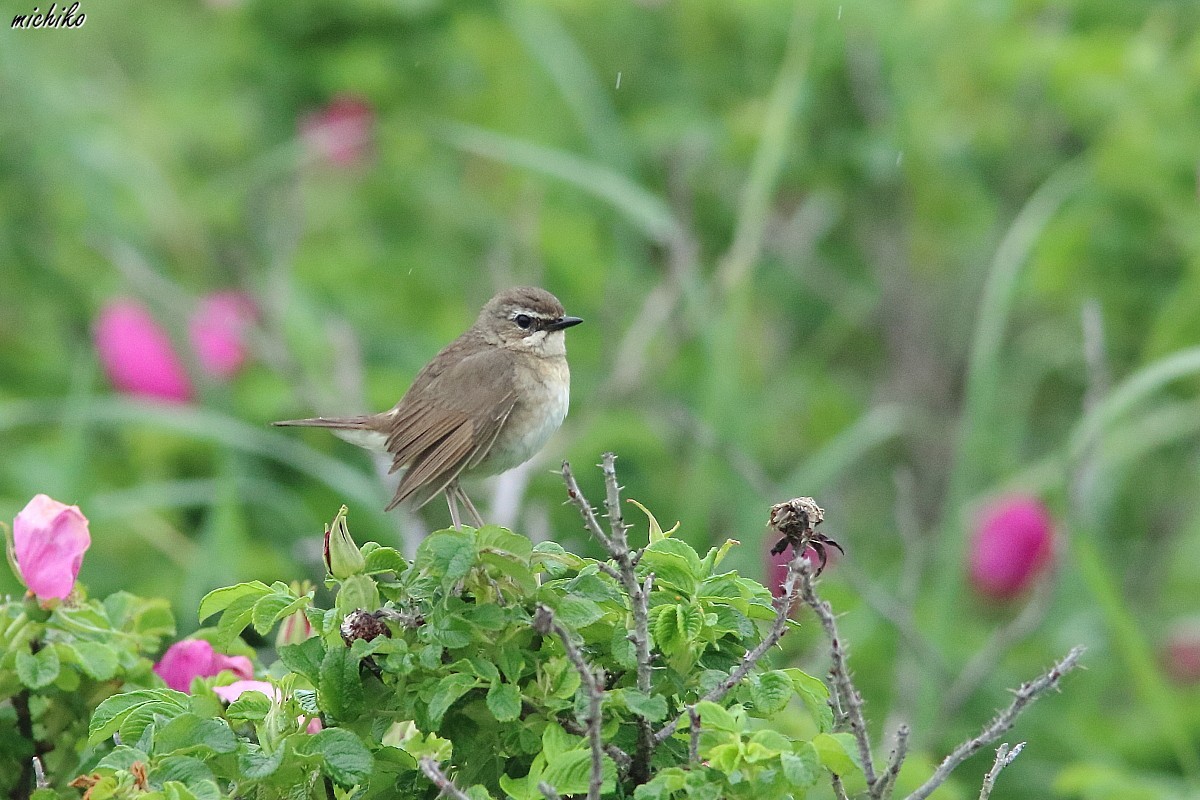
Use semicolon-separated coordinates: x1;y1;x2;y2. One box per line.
153;639;254;693
1163;620;1200;685
94;299;193;403
300;95;373;168
969;496;1056;601
12;494;91;600
188;291;257;380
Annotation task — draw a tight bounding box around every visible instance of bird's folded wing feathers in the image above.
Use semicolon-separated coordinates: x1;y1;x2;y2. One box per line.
384;346;517;510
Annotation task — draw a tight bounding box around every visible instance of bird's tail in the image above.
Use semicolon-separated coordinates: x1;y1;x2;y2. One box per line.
272;416;372;430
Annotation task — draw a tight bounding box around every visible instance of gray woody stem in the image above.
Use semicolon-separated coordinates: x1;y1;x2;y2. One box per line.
978;742;1024;800
797;559;880;792
534;606;607;800
418;757;471;800
562;456;655;783
903;646;1085;800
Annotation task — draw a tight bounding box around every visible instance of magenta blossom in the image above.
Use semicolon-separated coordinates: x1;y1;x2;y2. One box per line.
188;291;257;380
969;496;1056;601
766;544;836;599
154;639;254;692
94;299;193;402
214;680;322;733
12;494;91;601
300;95;374;168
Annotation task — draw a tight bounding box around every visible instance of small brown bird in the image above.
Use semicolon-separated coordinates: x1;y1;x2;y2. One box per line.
274;287;582;528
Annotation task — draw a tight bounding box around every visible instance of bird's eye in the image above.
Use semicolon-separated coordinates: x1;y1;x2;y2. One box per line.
514;314;533;329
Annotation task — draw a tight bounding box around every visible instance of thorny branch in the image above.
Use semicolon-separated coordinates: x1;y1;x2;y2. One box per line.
562;456;655;783
875;724;910;800
978;742;1024;800
903;646;1085;800
797;559;880;793
418;757;471;800
533;606;608;800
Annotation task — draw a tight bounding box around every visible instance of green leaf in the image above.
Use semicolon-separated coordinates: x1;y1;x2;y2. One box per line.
782;742;820;788
239;745;285;780
198;582;271;623
335;574;381;615
300;728;375;786
363;546;408;574
556;595;605;628
280;637;326;685
541;748;616;795
621;690;668;722
226;689;273;722
750;670;795;716
151;755;216;787
251;592;307;636
16;645;60;689
676;603;704;642
416;530;477;589
496;642;524;683
89;689;189;744
319;645;364;720
783;668;834;733
96;746;150;771
155;713;237;755
66;640;119;681
693;701;739;733
611;624;636;670
487;680;523;722
531;541;586;576
813;732;863;778
213;592;260;650
428;672;478;727
476;525;534;562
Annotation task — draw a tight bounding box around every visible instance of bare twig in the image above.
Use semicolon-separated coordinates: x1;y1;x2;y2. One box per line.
873;724;910;800
797;560;878;791
831;773;853;800
903;646;1085;800
418;757;471;800
655;547;806;744
562;458;655;783
687;705;701;765
978;742;1024;800
560;717;633;772
538;782;564;800
533;606;607;800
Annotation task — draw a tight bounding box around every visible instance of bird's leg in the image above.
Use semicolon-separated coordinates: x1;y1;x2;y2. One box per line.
445;486;463;530
452;481;486;528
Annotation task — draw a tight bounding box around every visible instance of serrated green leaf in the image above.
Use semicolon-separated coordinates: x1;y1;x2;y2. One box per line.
251;592;307;636
226;689;273;722
750;670;795;716
428;672;478;727
813;732;863;778
335;574;381;616
198;582;271;623
89;689;189;744
621;690;668;722
496;642;524;683
301;728;375;786
783;668;834;733
96;746;150;771
16;645;60;689
213;592;259;650
416;530;477;590
556;595;605;628
676;603;704;641
610;624;636;670
693;700;739;732
67;640;119;681
476;525;534;562
279;637;325;685
363;546;407;574
782;742;820;788
319;644;364;720
150;755;216;787
155;713;237;755
239;744;285;780
541;748;616;795
487;680;523;722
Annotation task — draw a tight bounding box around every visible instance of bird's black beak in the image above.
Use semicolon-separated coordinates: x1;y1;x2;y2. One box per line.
547;315;583;331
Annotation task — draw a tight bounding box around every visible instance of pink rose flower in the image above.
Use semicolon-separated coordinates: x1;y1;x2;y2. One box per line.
12;494;91;600
300;95;373;168
94;299;193;403
214;680;322;733
969;496;1056;601
188;291;257;380
154;639;254;692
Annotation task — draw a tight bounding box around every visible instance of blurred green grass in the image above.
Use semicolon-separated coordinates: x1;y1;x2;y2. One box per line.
3;0;1200;796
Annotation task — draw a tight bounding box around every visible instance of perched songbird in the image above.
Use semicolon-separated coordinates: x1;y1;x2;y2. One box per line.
274;287;582;528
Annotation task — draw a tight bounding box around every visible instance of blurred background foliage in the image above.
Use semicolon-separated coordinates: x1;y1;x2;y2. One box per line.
2;0;1200;796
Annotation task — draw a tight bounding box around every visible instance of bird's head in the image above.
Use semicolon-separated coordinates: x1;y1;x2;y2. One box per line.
477;287;582;356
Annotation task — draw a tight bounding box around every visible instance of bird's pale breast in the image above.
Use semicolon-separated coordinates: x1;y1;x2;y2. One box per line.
476;355;570;476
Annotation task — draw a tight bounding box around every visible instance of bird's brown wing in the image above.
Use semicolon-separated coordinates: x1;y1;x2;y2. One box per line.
384;345;517;511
